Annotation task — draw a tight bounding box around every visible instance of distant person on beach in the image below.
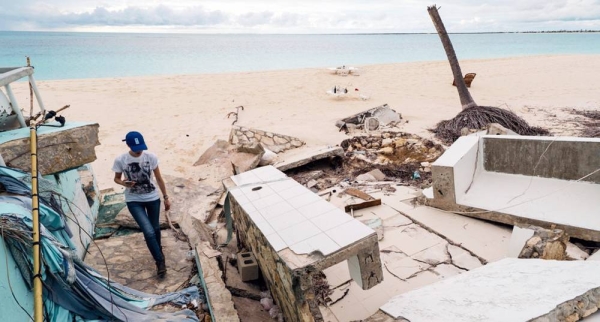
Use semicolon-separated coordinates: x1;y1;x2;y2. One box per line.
112;131;171;278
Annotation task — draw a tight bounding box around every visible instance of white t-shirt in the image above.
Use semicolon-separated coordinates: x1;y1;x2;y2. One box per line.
112;151;160;202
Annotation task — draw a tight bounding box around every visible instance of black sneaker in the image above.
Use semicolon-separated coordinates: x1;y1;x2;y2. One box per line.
156;260;167;278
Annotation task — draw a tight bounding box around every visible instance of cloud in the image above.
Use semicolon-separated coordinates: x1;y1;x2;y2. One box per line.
1;1;600;32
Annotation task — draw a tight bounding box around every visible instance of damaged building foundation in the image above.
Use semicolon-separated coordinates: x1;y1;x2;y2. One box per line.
427;135;600;241
224;166;383;322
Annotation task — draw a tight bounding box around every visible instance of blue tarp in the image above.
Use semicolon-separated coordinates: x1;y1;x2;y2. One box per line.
0;166;201;321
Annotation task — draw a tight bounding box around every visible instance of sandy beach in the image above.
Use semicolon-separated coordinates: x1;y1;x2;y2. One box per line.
11;54;600;191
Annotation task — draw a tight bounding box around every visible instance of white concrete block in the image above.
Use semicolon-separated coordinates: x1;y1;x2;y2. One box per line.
508;226;535;257
566;243;590;260
348;255;363;289
587;250;600;261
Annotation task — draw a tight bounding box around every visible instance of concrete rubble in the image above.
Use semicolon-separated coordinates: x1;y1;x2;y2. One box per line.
274;145;344;172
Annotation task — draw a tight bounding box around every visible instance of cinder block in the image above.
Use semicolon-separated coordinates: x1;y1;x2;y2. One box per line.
237;252;259;282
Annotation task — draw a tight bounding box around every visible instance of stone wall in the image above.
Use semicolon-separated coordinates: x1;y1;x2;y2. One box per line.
229;125;305;153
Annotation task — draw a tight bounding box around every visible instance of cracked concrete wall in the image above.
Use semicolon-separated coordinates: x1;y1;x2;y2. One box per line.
229;195;316;322
229;125;305;153
483;136;600;184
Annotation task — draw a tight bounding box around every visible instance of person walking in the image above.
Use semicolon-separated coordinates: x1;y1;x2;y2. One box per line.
112;131;171;277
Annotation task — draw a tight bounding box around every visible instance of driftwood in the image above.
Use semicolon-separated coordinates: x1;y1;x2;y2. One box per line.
226;105;244;125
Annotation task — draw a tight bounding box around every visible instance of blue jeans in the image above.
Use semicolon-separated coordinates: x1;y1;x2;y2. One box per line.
126;199;164;263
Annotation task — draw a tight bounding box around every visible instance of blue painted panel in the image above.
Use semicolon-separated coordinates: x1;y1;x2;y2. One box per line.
0;238;34;321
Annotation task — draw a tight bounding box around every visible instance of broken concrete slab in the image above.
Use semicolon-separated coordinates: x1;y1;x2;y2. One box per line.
382;251;430;280
194;140;265;174
165;175;222;226
447;244;482;270
429;135;600;242
0;122;99;175
380;258;600;322
508;225;535;257
226;165;383;322
411;242;450;265
374;192;511;263
229;125;305;153
194;242;240;322
274;145;344;172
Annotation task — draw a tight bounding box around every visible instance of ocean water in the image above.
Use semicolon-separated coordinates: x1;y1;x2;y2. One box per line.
1;31;600;80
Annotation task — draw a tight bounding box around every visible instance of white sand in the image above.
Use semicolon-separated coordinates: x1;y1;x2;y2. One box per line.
11;54;600;191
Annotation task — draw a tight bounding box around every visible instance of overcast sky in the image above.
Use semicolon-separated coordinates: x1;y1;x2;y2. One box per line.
1;0;600;33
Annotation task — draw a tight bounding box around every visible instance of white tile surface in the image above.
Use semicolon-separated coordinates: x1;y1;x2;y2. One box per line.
310;210;353;232
289;233;341;256
241;184;275;201
230;166;377;259
266;233;288;252
278;185;309;199
269;210;307;231
252;193;284;210
279;220;322;245
286;192;322;209
254;220;275;236
297;200;339;219
326;220;375;248
266;179;298;192
231;171;261;186
244;204;265;223
252;165;287;181
230;189;250;205
259;201;295;220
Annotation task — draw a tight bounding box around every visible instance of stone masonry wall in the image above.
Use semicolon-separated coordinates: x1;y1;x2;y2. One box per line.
229;125;305;153
230;194;316;322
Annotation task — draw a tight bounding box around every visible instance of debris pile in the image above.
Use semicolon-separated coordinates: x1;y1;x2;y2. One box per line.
335;104;402;133
431;105;550;144
340;132;444;187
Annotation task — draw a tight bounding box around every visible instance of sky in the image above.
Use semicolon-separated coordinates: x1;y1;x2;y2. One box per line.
1;0;600;33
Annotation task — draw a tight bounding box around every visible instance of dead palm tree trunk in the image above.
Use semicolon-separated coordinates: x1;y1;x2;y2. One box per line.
428;5;477;109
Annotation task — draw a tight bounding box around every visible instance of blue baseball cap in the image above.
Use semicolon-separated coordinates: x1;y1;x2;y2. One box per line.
123;131;148;152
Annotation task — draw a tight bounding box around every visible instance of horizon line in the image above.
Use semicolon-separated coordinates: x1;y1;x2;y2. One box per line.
2;30;600;36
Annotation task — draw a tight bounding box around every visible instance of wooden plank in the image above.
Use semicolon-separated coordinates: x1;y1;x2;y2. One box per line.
344;187;374;201
345;199;382;212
